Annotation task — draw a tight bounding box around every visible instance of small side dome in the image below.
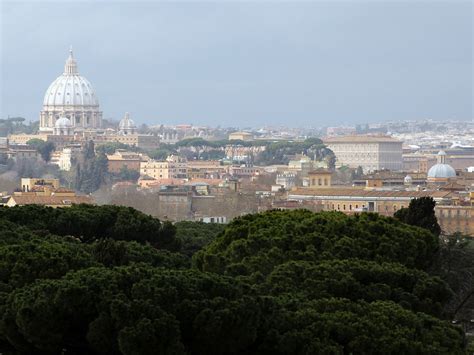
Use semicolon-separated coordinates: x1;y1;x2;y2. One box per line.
119;112;137;130
55;117;72;128
404;175;413;184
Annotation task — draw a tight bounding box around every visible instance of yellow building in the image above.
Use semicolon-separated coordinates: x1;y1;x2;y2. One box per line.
436;206;474;236
140;160;170;179
187;160;225;179
288;188;452;215
7;178;92;207
229;131;253;141
8;134;49;145
20;178;60;192
308;169;332;188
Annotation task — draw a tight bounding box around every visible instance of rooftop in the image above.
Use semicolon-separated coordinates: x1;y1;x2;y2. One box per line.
290;187;452;199
323;135;401;144
8;195;93;206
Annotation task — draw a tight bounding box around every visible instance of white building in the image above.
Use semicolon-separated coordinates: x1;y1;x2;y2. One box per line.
276;172;296;189
40;47;102;133
58;148;73;171
324;135;403;172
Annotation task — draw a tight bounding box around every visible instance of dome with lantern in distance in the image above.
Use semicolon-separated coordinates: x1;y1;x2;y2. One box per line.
427;151;456;180
39;47;102;133
118;112;137;135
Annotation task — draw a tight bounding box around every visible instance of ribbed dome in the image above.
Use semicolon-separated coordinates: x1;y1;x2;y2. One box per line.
119;112;137;130
40;47;103;133
55;117;72;128
43;49;98;107
427;164;456;178
427;151;456;178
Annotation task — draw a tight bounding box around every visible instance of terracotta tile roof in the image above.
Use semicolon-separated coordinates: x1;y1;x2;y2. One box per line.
53;187;75;193
290;187;452;199
8;195;93;206
185;178;224;186
308;169;332;175
146;178;186;186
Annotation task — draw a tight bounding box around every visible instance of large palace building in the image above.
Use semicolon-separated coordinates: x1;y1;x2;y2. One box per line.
323;135;403;173
39;48;102;133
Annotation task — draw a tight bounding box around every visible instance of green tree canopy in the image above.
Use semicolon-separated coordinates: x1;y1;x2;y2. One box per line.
26;138;55;162
395;197;441;236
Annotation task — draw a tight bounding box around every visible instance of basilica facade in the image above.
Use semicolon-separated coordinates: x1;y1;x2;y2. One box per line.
39;48;102;133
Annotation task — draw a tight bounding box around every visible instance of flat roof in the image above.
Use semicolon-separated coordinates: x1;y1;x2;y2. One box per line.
324;135;402;144
290;187;451;199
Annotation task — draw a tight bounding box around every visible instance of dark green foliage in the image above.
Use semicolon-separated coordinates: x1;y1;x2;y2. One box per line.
259;298;464;354
75;141;109;193
148;147;176;160
0;204;180;251
115;165;140;181
91;239;189;268
262;259;451;316
194;210;449;317
0;117;38;135
0;207;466;353
26;138;55;162
96;142;140;155
254;138;335;165
395;197;441;236
175;221;225;257
0;235;95;291
195;210;439;274
1;266;259;354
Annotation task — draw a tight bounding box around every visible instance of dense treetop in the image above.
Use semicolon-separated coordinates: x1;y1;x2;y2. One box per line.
0;205;467;354
195;210;438;273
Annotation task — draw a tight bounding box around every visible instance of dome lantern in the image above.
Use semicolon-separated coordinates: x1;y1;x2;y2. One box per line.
64;46;78;75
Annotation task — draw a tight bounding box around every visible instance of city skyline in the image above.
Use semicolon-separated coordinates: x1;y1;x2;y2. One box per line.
1;1;472;127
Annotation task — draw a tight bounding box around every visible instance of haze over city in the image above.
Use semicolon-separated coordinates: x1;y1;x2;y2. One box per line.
1;0;472;127
4;1;474;353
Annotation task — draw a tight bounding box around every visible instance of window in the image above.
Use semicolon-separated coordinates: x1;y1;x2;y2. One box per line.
318;178;322;185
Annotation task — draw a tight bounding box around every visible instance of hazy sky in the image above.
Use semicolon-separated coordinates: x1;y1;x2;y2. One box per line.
1;1;472;127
